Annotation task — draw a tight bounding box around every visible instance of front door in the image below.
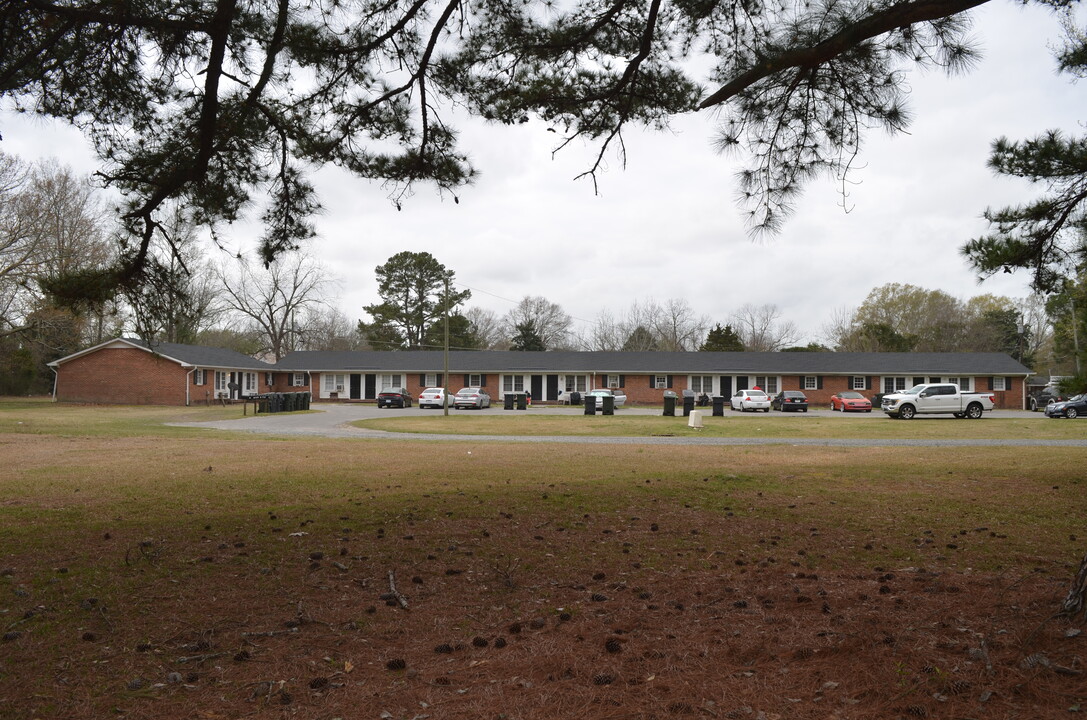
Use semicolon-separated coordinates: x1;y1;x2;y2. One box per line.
719;376;733;398
546;375;559;402
350;374;362;400
364;374;376;399
531;375;543;402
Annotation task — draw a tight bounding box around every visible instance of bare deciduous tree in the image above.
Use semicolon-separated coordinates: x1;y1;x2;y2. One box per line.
503;296;573;350
465;307;506;350
730;303;799;351
216;252;335;361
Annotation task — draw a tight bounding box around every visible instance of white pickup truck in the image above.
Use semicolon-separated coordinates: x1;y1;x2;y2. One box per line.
881;383;996;419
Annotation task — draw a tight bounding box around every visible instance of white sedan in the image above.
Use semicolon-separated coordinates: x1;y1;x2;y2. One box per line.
585;388;626;409
730;389;771;412
417;387;454;408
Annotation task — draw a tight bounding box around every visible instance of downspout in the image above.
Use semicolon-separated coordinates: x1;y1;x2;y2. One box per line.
186;368;195;406
50;366;59;402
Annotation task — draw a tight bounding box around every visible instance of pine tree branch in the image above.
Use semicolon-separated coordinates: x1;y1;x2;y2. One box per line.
699;0;992;109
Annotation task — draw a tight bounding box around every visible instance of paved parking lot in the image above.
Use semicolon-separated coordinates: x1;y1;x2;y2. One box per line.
171;403;1085;447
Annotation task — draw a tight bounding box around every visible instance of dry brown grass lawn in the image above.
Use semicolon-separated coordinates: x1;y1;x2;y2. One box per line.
1;406;1086;719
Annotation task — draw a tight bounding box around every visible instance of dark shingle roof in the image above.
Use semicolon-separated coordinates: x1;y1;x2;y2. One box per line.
51;338;274;370
274;350;1031;375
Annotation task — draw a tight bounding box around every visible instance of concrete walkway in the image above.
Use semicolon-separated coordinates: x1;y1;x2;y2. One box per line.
170;403;1087;447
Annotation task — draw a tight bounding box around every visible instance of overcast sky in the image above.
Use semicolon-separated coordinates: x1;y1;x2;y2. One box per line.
2;0;1083;347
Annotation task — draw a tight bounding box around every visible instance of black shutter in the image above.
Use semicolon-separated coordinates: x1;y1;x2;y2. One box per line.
987;377;994;391
667;375;673;388
817;376;823;390
464;374;470;387
420;374;426;386
480;374;488;388
619;375;625;388
650;376;656;388
865;376;872;390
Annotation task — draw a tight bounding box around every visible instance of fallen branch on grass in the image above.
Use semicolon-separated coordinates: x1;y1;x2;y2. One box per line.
386;570;409;609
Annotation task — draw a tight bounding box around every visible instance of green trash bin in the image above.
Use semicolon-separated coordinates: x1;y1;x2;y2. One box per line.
271;392;284;413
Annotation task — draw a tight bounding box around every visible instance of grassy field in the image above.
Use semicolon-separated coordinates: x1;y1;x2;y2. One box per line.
1;399;1085;719
356;410;1087;439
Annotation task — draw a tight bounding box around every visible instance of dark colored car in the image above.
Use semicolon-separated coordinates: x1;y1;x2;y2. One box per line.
376;387;413;408
771;390;809;412
1044;394;1087;418
1029;384;1065;411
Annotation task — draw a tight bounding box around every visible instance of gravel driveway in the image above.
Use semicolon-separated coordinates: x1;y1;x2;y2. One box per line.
170;403;1087;447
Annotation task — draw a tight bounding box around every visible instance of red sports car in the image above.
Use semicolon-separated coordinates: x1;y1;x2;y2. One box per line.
830;391;872;412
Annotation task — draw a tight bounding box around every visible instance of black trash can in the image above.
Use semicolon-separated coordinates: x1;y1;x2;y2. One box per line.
285;392;297;412
570;391;582;406
584;395;597;415
682;395;695;417
271;392;283;413
663;395;676;417
301;392;311;410
602;395;614;415
516;393;527;411
712;395;725;417
504;393;515;410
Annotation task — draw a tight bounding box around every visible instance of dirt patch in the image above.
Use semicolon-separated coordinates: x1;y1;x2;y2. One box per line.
3;508;1084;720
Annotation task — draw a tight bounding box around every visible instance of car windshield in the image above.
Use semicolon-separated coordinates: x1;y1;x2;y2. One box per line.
1070;394;1084;402
903;386;924;395
747;391;767;398
456;388;478;396
840;392;864;399
423;388;443;394
784;392;804;398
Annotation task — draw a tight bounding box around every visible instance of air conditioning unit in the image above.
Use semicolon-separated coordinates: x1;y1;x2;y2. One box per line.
335;385;344;392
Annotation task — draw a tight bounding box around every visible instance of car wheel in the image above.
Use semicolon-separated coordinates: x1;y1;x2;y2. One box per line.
1029;398;1038;412
1067;407;1079;419
899;404;916;420
964;403;983;419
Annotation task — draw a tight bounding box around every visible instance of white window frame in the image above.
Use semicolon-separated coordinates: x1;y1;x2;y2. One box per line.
323;373;347;394
379;374;402;390
802;376;818;391
755;376;779;394
243;372;258;395
468;374;483;388
883;376;908;393
424;373;439;387
265;372;273;387
564;375;587;393
654;375;668;389
690;375;713;393
607;374;621;389
992;376;1007;391
292;372;306;387
851;376;866;390
502;375;525;393
194;369;207;386
215;371;228;393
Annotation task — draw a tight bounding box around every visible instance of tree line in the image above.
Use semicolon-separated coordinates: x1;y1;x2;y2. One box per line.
3;155;1083;395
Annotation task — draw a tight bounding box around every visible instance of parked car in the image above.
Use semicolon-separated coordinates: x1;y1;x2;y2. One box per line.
1029;384;1065;411
418;387;454;408
771;390;808;412
881;383;994;419
453;387;491;409
377;387;413;408
830;391;873;412
1044;394;1087;419
730;388;771;412
585;388;626;409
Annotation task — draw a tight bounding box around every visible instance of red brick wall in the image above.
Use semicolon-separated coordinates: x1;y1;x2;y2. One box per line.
56;348;190;405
